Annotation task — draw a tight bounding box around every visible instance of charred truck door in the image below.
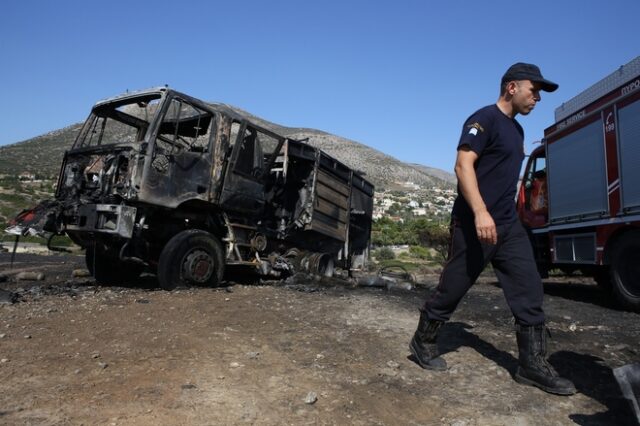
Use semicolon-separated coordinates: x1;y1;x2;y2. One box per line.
219;123;283;215
143;96;216;207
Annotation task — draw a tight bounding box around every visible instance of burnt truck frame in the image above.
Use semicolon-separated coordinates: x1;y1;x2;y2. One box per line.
14;87;374;289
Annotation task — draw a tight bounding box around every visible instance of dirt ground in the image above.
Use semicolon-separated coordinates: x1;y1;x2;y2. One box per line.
0;251;638;426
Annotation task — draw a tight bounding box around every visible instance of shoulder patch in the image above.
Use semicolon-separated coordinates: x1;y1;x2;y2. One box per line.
466;122;485;136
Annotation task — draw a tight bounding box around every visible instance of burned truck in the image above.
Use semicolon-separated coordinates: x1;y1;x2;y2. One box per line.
8;87;374;289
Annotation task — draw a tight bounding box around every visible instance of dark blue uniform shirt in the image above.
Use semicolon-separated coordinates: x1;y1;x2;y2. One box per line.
452;104;525;225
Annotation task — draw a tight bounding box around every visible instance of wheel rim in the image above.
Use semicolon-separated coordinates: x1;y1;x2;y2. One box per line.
182;249;214;284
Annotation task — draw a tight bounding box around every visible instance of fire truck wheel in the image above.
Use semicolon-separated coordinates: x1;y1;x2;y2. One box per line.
85;246;141;286
610;231;640;312
157;230;225;291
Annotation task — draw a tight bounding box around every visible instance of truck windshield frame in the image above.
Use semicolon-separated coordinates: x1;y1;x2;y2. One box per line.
73;94;163;149
153;96;216;155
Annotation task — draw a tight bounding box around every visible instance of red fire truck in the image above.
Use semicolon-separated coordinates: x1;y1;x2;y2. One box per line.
517;56;640;311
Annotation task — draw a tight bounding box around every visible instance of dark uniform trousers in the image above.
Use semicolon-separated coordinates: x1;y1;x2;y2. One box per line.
423;218;545;326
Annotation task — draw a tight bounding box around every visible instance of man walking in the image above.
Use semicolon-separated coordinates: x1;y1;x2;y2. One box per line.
410;63;576;395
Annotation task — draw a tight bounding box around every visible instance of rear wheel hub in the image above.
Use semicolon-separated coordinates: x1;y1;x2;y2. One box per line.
183;249;214;283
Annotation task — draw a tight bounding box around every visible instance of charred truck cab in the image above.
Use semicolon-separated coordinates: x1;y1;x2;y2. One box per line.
11;88;374;289
517;57;640;311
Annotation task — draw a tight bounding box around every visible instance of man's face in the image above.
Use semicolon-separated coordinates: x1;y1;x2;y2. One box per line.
510;80;541;115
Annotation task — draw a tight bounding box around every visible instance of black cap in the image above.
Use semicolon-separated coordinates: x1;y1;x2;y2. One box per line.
501;62;558;92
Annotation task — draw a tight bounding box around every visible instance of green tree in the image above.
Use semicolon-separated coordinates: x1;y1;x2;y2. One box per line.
374;247;395;260
409;245;430;259
417;223;450;262
372;217;450;263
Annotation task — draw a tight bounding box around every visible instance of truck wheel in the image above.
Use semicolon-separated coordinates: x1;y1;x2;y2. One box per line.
157;230;224;290
86;246;141;286
610;231;640;311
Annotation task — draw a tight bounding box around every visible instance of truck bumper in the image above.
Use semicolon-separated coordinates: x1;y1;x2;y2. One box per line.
65;204;137;239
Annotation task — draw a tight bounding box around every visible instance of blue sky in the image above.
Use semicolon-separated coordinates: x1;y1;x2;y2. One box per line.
1;0;638;173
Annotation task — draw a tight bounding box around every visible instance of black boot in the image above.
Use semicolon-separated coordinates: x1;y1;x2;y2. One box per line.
515;324;576;395
409;312;447;371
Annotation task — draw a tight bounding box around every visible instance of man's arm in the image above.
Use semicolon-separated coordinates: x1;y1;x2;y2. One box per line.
454;146;497;244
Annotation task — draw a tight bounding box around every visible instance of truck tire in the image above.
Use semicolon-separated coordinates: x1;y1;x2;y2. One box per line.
610;231;640;312
157;229;224;291
86;246;142;286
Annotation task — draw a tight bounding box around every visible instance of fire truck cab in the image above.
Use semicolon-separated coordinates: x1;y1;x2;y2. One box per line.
518;57;640;311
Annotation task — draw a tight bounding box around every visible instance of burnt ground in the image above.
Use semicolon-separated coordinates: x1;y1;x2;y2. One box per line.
0;251;638;425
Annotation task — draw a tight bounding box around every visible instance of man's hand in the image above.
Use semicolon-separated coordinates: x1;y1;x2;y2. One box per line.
474;209;497;244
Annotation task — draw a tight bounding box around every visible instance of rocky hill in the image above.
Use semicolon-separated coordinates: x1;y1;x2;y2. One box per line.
0;102;454;190
409;163;456;184
0;124;83;178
